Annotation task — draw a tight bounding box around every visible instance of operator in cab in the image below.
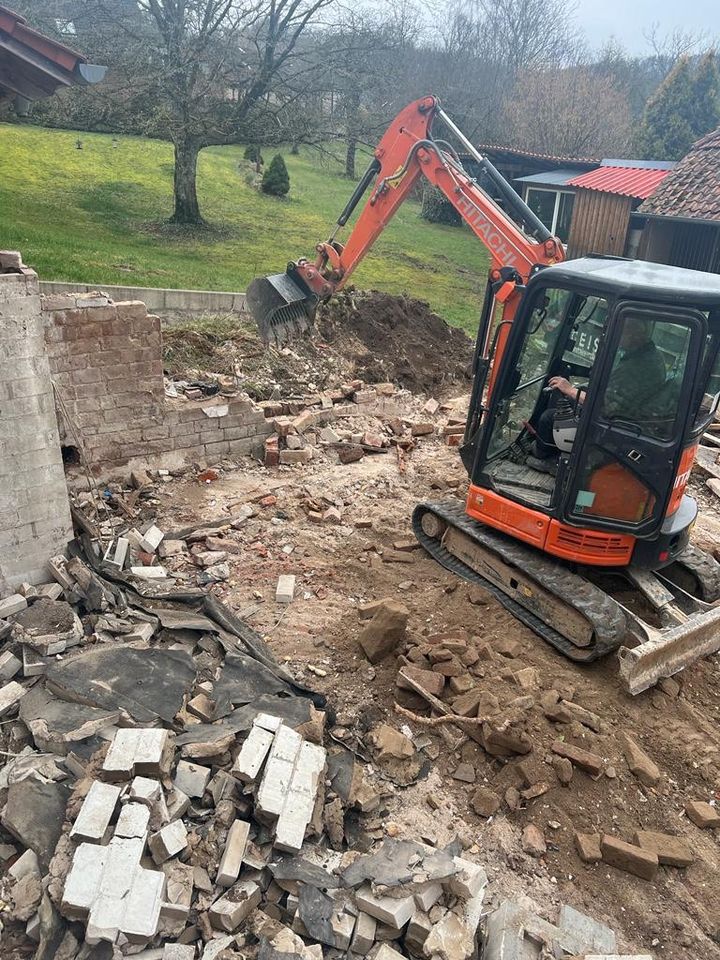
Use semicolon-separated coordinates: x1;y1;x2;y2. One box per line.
534;317;666;459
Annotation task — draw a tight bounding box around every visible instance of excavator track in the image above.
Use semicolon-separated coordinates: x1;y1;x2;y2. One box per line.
412;500;628;662
665;543;720;603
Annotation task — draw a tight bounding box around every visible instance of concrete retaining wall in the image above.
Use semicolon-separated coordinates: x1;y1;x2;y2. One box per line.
40;281;247;315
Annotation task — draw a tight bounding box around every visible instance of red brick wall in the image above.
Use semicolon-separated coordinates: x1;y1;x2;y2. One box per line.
42;293;271;473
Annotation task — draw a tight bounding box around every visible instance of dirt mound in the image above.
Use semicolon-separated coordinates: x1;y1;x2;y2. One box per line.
316;289;473;393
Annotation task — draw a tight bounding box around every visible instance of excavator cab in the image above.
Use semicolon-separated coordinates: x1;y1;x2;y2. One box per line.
465;257;720;572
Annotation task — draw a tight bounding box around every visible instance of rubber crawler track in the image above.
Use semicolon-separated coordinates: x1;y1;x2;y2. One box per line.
412;500;628;662
668;542;720;603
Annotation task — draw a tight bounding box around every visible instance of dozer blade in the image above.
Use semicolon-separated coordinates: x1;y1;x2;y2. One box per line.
617;604;720;695
246;271;318;345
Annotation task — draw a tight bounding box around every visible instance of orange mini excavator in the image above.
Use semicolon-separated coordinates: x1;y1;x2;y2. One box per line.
247;96;720;693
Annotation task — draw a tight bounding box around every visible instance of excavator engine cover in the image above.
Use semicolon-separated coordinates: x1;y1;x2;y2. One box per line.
246;269;318;344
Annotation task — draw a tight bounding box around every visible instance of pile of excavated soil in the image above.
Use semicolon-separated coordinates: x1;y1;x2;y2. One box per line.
316;289;474;394
162;290;474;401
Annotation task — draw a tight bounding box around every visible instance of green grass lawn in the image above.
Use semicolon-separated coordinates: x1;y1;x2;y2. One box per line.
0;123;488;331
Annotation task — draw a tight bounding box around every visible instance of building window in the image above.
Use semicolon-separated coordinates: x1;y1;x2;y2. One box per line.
524;188;575;244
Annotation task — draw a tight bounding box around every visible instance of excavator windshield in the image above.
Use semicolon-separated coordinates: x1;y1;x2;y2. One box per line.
485;287;608;461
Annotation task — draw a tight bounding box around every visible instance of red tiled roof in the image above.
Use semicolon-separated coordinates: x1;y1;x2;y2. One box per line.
0;5;85;70
567;166;670;199
640;128;720;221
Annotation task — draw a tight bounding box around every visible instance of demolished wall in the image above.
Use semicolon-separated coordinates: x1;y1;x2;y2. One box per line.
42;291;273;474
0;255;73;592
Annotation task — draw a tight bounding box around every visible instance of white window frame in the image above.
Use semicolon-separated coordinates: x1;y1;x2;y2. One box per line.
523;187;575;241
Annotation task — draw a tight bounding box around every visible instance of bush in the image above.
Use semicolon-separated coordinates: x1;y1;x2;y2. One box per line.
243;145;264;165
420;185;460;226
261;154;290;197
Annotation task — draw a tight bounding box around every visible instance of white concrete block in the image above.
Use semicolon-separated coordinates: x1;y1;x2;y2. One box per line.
115;802;151;839
232;725;274;783
275;574;296;604
131;566;167;579
216;819;251;887
0;594;27;618
274;740;326;853
174;760;211;798
139;525;165;553
8;848;40;881
37;582;64;600
256;725;303;818
254;713;284;732
414;881;443;912
208;880;261;931
351;912;377;956
103;728;169;780
0;680;28;718
163;945;196;960
447;857;488;900
0;649;21;680
128;776;162;806
125;621;156;643
62;842;108;918
70;780;122;843
355;885;414;929
149;820;188;864
22;646;48;676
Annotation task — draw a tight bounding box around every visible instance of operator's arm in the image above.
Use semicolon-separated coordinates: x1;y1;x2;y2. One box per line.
549;376;586;405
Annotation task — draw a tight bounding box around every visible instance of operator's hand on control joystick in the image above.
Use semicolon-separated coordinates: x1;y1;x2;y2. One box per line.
547;376;574;397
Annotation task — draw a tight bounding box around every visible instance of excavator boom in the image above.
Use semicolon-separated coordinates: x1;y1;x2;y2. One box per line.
247;96;564;345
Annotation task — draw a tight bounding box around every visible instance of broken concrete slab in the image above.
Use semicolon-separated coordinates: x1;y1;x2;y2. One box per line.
2;778;73;870
212;651;297;718
482;899;617;959
46;645;195;724
11;598;83;655
19;686;120;755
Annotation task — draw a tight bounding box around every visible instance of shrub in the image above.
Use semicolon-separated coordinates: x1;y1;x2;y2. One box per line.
262;154;290;197
420;185;460;225
243;145;264;164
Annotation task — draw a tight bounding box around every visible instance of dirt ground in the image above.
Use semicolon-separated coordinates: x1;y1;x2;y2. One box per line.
142;403;720;959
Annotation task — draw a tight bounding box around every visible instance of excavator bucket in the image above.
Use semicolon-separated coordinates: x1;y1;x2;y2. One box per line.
246;271;319;345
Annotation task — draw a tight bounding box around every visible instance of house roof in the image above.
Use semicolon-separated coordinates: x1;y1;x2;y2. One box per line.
0;5;105;104
476;143;600;166
639;128;720;222
515;169;582;188
567;165;672;199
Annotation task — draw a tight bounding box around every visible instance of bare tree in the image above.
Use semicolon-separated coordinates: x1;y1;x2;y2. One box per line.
503;66;632;156
123;0;334;224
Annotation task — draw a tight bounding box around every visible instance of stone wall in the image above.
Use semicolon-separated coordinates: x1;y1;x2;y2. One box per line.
42;292;272;475
0;258;73;591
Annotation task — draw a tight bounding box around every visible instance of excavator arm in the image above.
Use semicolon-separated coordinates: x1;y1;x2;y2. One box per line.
247;96;565;348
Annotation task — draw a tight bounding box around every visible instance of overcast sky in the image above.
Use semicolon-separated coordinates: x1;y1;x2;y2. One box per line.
576;0;717;53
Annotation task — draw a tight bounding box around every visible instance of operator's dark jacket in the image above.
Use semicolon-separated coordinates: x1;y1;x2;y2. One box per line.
602;340;666;420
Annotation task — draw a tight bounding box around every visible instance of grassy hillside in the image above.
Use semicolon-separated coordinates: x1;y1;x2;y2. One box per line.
0;124;489;331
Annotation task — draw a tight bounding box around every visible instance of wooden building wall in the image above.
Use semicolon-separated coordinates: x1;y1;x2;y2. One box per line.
566;189;632;259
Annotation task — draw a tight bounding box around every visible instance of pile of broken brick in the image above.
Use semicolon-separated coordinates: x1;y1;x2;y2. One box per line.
259;381;465;468
0;558;654;958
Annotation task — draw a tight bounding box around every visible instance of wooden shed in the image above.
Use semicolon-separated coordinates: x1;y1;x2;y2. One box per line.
565;162;673;259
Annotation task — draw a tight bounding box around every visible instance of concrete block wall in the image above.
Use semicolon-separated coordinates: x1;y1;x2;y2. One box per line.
0;261;73;591
42;292;272;474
